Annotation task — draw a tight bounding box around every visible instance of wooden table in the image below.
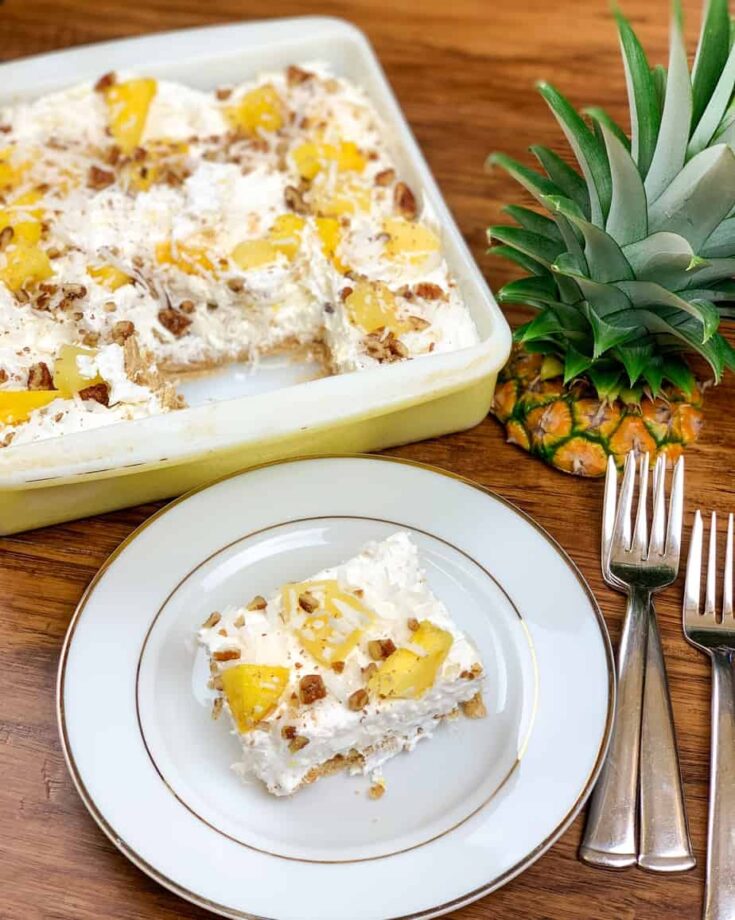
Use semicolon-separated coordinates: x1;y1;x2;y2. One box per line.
0;0;728;917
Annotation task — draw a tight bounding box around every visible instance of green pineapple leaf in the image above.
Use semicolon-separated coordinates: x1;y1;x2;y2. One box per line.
563;345;594;382
503;205;563;241
614;342;656;386
543;194;634;282
616;280;721;340
701;215;735;257
488;226;565;267
691;0;731;128
615;8;661;176
587;362;624;399
530;145;591;217
644;2;692;203
593;119;648;246
487;243;550;276
583;107;631;151
497;275;559;305
648;144;735;248
486;152;559;203
580;301;639;357
536;81;612;224
623;231;696;285
661;357;697;394
688;41;735;156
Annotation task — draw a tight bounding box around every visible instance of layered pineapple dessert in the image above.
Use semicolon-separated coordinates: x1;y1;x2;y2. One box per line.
199;532;486;797
0;63;477;448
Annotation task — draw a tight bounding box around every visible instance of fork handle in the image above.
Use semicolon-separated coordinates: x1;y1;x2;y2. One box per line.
704;651;735;920
637;604;695;872
580;587;649;869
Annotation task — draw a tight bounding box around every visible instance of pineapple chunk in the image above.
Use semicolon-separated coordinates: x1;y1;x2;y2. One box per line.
0;147;30;192
0;244;52;292
88;263;131;290
220;664;290;733
292;141;366;181
312;175;371;217
156;240;215;276
282;579;374;666
383;218;440;267
0;190;44;246
231;239;279;270
226;84;284;135
315;217;348;272
292;142;322;181
368;621;453;699
345;280;411;335
104;78;157;155
53;344;103;397
269;214;305;260
0;391;59;424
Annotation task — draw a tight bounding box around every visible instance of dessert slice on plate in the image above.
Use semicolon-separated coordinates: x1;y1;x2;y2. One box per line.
199;531;486;796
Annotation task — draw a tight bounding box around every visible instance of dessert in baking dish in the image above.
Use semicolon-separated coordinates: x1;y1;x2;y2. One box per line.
0;63;477;447
199;532;486;796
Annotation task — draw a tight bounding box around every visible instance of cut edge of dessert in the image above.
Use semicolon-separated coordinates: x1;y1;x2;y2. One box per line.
198;532;487;797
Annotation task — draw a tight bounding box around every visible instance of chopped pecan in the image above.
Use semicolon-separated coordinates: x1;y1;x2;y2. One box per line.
212;697;223;720
0;225;14;251
413;282;444;301
284;184;308;213
227;277;245;293
27;362;53;390
34;292;51;311
158;307;192;338
110;320;137;346
213;649;241;662
78;382;110;406
368;782;385;800
104;145;121;166
247;595;267;611
374;168;395;187
178;299;195;314
460;692;487;719
286;65;314;86
61;283;87;300
361;662;378;680
298;591;320;613
233;613;245;628
407;618;420;632
281;725;297;740
215;86;233;101
394;181;417;219
408;315;430;331
348;689;369;711
0;369;7;384
103;301;117;313
331;661;345;674
368;638;396;660
289;735;310;752
94;71;116;92
87;165;115;190
299;674;327;705
364;330;408;363
201;611;222;629
339;286;353;302
81;331;100;348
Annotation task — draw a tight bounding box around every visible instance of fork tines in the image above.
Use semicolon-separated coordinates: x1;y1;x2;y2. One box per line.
685;510;735;625
610;452;684;567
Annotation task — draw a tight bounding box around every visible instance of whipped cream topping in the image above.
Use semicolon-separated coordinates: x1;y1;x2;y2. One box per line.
0;62;478;446
199;532;485;796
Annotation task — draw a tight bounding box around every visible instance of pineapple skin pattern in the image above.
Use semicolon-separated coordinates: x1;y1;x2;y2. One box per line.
494;346;702;477
488;0;735;475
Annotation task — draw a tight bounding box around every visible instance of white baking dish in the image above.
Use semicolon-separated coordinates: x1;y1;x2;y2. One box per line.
0;16;511;534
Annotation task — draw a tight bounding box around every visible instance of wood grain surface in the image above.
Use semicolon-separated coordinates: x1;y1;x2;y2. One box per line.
0;0;730;917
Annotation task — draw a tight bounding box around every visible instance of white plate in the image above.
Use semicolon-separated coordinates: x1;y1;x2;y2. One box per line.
58;456;614;920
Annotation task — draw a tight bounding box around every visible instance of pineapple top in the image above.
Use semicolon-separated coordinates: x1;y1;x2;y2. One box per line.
488;0;735;401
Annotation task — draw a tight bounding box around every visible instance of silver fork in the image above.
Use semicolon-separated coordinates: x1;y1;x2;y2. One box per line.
590;454;694;871
684;511;735;920
580;451;684;869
